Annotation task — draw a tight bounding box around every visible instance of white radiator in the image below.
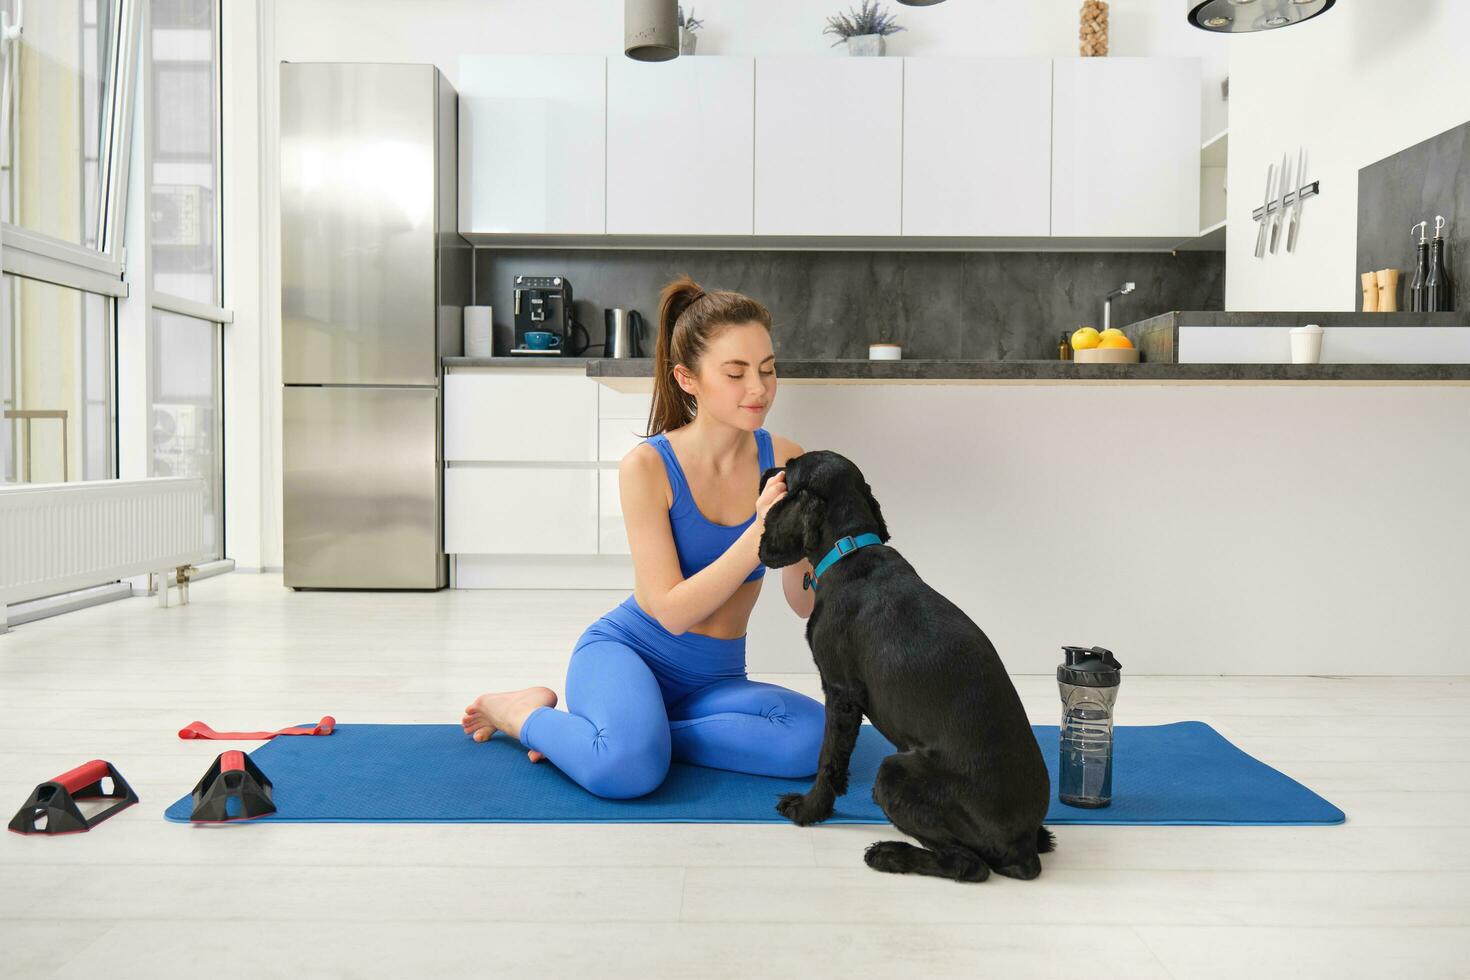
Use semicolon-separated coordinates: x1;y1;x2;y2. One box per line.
0;477;211;624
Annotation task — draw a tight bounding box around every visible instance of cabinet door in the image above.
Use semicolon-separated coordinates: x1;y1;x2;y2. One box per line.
598;418;647;463
598;469;629;555
754;57;903;236
902;58;1051;236
458;55;606;234
444;371;597;462
1051;57;1200;238
596;419;649;555
607;57;754;235
598;386;652;422
445;467;597;554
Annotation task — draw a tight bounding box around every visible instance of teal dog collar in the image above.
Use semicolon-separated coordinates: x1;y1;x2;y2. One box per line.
802;533;884;591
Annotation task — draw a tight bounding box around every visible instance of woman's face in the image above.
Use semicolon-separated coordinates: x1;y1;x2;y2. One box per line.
677;322;777;430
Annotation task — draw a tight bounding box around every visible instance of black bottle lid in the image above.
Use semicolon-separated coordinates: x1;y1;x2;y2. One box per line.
1058;645;1123;687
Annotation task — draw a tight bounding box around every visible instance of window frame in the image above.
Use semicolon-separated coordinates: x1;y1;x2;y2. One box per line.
2;0;232;551
139;0;227;558
0;0;141;294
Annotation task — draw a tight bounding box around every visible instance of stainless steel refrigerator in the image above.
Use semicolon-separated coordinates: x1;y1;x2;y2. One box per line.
280;63;470;589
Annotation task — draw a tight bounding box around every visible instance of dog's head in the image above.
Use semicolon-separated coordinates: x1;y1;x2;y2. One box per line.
757;450;889;568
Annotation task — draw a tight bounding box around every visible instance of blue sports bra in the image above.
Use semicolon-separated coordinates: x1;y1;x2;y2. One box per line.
647;428;775;583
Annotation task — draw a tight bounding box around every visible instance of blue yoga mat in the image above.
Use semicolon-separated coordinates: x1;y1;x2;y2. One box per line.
164;721;1343;826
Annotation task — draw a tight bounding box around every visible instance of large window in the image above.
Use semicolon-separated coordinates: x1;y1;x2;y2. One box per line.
148;0;216;306
144;0;222;555
150;308;218;553
0;0;121;249
1;0;133;494
1;274;114;483
1;0;230;564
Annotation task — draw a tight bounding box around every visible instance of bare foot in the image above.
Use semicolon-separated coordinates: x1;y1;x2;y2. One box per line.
460;686;558;759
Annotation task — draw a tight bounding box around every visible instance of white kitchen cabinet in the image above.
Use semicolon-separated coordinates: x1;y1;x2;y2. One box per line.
596;404;651;556
446;467;598;555
607;57;754;235
444;368;642;561
754;57;903;236
1051;57;1200;238
902;58;1052;237
598;418;648;463
598;470;628;554
599;386;653;422
444;370;597;462
458;55;606;234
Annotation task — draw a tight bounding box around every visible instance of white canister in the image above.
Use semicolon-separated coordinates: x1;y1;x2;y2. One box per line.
464;306;493;358
868;343;902;361
1289;323;1323;364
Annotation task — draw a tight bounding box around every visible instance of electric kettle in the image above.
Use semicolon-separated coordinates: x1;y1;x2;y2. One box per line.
605;308;646;359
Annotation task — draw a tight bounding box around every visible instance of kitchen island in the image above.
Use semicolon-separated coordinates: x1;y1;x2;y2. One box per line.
444;354;1468;677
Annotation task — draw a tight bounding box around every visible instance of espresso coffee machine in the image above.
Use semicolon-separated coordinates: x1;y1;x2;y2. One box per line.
511;275;589;355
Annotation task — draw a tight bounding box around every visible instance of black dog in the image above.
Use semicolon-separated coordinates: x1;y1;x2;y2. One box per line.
758;451;1053;882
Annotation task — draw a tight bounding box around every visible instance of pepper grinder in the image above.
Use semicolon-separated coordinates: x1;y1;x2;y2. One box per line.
1376;268;1400;313
1361;271;1379;312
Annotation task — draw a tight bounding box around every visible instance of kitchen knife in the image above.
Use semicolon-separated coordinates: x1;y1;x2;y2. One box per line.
1286;147;1305;252
1269;152;1289;254
1254;162;1275;259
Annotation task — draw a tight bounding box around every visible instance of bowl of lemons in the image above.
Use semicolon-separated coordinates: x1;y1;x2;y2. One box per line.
1071;326;1139;363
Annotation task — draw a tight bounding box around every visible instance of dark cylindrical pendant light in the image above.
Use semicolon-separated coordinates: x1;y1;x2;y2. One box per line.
1188;0;1335;34
625;0;679;61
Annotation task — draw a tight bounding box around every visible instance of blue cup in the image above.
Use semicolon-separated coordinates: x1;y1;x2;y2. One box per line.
524;331;561;350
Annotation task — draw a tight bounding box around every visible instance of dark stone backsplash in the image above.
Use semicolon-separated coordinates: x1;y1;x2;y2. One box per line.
473;249;1225;359
1357;119;1467;313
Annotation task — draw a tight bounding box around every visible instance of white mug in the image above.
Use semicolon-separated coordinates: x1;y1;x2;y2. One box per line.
869;343;902;361
1289;324;1323;364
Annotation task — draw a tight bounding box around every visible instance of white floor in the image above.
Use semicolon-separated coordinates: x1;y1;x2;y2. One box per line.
1;573;1467;980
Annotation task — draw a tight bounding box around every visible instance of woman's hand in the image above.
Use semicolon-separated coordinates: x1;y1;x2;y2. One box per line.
755;470;788;523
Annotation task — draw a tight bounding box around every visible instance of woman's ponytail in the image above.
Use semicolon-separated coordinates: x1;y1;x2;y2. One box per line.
643;274;773;438
645;275;703;437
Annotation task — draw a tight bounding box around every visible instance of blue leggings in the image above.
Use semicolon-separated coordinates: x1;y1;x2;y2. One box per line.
520;596;825;799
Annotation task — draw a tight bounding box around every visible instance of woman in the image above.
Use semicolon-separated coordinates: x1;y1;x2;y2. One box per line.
460;276;823;799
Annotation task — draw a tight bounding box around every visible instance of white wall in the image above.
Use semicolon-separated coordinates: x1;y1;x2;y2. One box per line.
230;0;1228;570
1224;2;1470;310
273;0;1229;136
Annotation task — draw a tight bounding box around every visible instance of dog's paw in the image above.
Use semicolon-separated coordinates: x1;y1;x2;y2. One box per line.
776;792;832;827
863;840;913;874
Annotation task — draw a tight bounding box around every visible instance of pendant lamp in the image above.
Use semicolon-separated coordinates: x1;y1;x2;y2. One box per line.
1188;0;1335;34
625;0;679;61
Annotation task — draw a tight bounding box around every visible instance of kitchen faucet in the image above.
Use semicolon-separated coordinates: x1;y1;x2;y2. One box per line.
1103;282;1136;331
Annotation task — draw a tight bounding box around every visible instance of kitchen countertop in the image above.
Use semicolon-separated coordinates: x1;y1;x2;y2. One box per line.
582;357;1470;387
1129;311;1470;363
1128;311;1469;330
446;323;1470;385
445;356;596;367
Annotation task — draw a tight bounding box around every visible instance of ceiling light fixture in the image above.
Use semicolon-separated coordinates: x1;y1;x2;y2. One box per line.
625;0;679;61
1188;0;1335;33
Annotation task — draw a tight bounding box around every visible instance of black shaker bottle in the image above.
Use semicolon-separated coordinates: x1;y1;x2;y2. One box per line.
1057;645;1123;808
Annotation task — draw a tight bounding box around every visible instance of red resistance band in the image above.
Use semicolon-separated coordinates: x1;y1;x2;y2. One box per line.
178;716;336;740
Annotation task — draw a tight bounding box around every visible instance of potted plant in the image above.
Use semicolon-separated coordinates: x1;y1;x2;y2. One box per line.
823;0;905;56
677;6;703;55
